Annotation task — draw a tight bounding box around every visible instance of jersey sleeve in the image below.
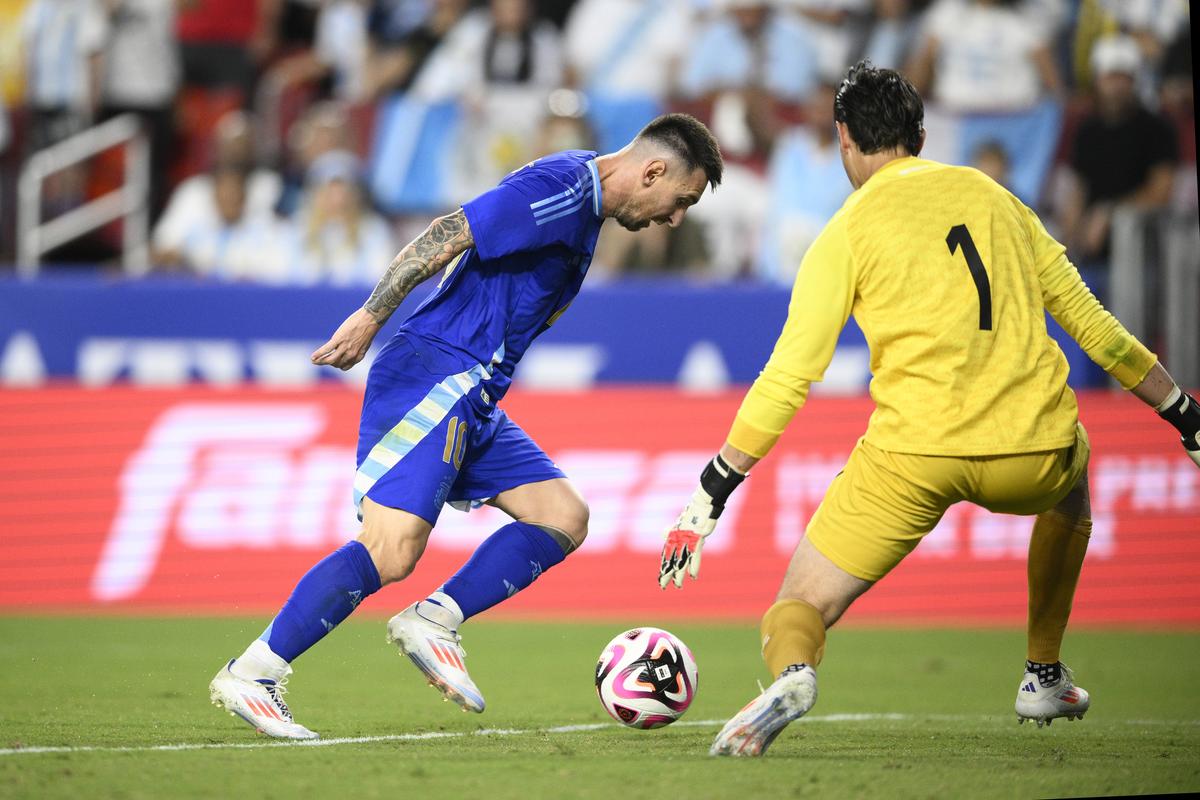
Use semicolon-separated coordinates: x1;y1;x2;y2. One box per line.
727;213;856;458
461;165;593;261
1025;204;1157;388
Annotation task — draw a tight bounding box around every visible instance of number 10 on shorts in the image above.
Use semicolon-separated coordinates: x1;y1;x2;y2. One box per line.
443;416;468;468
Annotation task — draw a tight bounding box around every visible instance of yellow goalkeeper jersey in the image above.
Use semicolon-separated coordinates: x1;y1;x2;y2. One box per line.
729;156;1156;458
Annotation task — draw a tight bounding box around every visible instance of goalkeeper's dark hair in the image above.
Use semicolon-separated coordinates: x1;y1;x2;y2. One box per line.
834;60;924;156
635;113;724;190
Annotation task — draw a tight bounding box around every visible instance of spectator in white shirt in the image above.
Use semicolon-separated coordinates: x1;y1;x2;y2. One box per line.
285;150;395;286
153;110;283;264
906;0;1063;113
173;165;291;283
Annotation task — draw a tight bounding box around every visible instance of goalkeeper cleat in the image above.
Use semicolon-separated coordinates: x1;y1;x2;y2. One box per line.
1015;663;1089;727
209;660;319;740
710;665;817;757
387;602;485;713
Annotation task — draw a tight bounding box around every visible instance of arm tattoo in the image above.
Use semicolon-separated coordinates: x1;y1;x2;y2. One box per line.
362;208;474;323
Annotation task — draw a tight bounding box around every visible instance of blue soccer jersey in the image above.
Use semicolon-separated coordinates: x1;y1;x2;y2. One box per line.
396;149;605;401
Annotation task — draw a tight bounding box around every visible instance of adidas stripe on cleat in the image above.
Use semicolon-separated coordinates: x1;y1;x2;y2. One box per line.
208;660;319;740
1015;662;1089;728
387;602;485;713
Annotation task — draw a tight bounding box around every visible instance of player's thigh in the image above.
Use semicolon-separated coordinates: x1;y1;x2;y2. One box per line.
802;439;959;586
972;423;1091;516
357;496;434;585
777;536;874;628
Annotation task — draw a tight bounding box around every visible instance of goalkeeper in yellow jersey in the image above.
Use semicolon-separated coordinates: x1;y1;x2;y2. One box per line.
657;62;1200;758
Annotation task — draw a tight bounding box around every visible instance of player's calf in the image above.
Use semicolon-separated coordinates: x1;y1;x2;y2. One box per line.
1015;660;1090;727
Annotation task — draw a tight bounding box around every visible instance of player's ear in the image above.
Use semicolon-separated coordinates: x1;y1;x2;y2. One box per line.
643;159;666;186
913;128;926;157
834;122;852;156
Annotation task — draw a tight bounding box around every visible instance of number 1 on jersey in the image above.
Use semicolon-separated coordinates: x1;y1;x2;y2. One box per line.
945;224;993;331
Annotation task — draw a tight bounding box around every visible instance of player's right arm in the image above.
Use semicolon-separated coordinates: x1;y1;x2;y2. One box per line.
1027;206;1200;466
311;209;475;370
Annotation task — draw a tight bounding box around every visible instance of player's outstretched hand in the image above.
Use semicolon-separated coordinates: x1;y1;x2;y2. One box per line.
1156;388;1200;469
311;307;382;370
659;490;719;590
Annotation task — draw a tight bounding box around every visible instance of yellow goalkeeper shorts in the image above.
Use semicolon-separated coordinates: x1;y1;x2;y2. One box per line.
804;424;1090;582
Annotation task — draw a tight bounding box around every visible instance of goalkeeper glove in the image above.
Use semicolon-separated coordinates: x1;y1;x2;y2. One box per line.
1157;386;1200;468
659;453;746;589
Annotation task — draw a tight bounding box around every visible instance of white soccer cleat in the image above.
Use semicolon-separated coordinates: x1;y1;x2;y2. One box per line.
1015;663;1090;727
710;666;818;757
387;602;485;713
209;660;319;740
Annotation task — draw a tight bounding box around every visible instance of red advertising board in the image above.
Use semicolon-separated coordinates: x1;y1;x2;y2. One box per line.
0;387;1197;625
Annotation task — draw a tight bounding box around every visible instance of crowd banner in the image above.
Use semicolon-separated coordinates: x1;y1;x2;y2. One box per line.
1;387;1195;625
0;275;1106;389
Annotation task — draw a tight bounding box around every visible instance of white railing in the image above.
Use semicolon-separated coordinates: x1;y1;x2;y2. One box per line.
1110;206;1200;388
17;113;150;276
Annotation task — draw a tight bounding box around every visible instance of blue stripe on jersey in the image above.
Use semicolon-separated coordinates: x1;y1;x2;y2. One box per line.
535;192;593;225
532;186;592;219
530;176;586;212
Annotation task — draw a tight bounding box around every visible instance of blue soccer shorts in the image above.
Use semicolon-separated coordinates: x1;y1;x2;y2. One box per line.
354;335;564;525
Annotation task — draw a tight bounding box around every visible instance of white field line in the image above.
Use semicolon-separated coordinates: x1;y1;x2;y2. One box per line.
0;714;899;757
2;713;1196;757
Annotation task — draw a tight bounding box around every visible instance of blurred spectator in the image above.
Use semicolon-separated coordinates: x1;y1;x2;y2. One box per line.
681;0;817;103
169;164;290;281
756;82;852;283
563;0;692;153
1093;0;1188;71
99;0;181;218
533;102;595;158
972;140;1011;187
21;0;108;150
154;110;283;262
414;0;565;196
680;0;817;160
1059;35;1177;272
412;0;563;99
177;0;277;96
792;0;872;81
286;149;395;285
264;0;370;101
860;0;928;70
907;0;1063;113
276;100;354;217
363;0;468;98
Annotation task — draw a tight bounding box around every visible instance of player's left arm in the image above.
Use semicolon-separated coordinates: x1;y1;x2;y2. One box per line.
659;219;856;589
311;209;474;370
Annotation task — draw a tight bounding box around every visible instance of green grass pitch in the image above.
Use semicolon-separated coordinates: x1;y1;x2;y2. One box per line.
1;617;1198;799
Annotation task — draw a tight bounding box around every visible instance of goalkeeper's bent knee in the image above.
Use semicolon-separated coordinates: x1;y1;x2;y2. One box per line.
761;599;826;677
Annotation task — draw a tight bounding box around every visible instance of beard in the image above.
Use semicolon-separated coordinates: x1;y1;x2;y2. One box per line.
615;212;651;231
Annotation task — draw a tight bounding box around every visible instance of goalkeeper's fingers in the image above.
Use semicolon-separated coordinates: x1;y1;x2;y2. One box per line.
687;544;702;581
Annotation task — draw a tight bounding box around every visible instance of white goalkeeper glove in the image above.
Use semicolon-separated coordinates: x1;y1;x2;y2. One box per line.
659;454;746;590
1157;386;1200;468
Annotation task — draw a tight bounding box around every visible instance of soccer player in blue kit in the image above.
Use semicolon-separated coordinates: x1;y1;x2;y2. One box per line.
209;114;723;739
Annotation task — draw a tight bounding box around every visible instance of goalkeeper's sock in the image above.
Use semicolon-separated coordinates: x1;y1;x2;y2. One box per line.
252;540;382;665
1025;659;1063;688
1026;509;1091;664
439;522;567;621
761;599;826;677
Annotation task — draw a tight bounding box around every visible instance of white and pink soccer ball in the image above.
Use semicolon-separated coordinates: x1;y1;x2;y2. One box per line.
594;627;698;729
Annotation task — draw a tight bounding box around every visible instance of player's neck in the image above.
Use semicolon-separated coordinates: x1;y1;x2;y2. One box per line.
852;149;915;188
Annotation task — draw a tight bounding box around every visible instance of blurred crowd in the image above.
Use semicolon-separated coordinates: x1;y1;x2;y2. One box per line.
0;0;1193;295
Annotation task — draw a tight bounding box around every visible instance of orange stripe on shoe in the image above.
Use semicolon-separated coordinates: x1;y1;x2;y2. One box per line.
430;641;449;665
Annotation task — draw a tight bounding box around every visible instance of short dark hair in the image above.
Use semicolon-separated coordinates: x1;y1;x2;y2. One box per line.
834;61;924;156
635;113;724;189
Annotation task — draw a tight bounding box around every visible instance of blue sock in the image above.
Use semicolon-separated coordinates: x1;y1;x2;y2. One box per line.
260;541;382;663
440;522;567;621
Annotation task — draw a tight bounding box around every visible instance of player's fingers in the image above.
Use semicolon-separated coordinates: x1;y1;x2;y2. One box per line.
673;563;685;589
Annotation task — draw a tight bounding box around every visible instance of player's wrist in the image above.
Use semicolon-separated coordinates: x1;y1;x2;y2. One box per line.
698;453;746;519
1156;385;1200;449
